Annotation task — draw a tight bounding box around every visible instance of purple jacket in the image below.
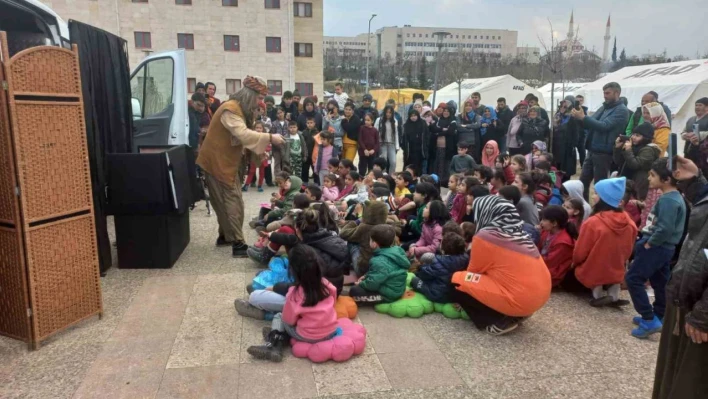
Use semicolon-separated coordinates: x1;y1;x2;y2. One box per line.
413;223;443;257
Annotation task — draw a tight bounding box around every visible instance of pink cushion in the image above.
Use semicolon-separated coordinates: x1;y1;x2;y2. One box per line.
290;318;367;363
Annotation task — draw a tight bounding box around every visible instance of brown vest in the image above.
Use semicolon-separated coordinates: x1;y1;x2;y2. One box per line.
197;100;246;187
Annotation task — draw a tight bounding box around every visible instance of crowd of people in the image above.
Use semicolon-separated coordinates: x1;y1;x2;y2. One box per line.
193;76;708;397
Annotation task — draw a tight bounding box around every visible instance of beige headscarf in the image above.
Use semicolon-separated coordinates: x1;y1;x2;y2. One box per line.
642;102;670;129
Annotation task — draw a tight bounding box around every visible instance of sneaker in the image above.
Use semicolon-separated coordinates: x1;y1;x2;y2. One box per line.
633;315;662;325
215;235;233;247
234;299;265;320
410;276;424;290
257;186;264;192
589;296;615;307
232;242;249;258
631;316;663;339
247;246;275;265
486;317;520;336
242;184;249;192
247;342;283;362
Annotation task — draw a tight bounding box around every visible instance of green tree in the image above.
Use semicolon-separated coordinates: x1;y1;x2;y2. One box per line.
620;48;627;64
611;37;617;63
418;56;428;90
405;61;414;88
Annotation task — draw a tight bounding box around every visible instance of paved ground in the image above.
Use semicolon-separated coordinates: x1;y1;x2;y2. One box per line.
0;188;659;399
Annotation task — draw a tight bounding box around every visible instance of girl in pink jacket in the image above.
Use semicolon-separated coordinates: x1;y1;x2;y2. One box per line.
247;244;338;362
321;174;341;202
408;200;449;260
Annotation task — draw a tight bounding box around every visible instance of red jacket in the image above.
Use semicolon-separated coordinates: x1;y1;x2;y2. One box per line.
573;211;637;287
538;229;575;286
503;165;515;184
358;125;380;158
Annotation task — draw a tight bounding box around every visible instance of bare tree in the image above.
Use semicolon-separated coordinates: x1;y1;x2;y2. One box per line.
440;44;474;106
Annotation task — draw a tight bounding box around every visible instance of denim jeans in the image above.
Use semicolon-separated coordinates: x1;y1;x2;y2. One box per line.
626;238;674;320
271;313;337;344
379;143;397;173
249;289;286;312
348;243;362;275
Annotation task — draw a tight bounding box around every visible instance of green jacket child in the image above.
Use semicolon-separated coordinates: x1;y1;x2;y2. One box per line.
359;246;410;302
268;175;303;220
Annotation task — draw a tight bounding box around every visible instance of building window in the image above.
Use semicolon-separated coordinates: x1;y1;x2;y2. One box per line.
474;35;477;39
187;78;196;93
418;34;422;37
264;0;280;9
294;2;312;17
294;43;313;57
486;36;489;39
178;33;194;49
267;80;282;95
295;83;313;96
132;0;148;3
226;79;241;95
266;37;281;53
175;0;191;4
134;32;151;49
406;34;410;37
222;0;237;6
224;35;240;51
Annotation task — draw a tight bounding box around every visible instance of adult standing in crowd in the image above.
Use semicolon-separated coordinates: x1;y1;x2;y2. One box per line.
333;82;349;110
682;97;708;178
205;82;221;116
341;102;362;161
279;91;299;122
403;108;428;176
526;94;549;125
357;94;380;122
197;76;284;257
375;105;400;173
264;95;277;122
323;100;345;154
520;106;550;155
653;156;708;399
188;93;209;150
552;96;581;180
626;92;656;135
572;82;629;200
429;101;458;183
386;99;404;164
575;94;589;166
292;90;302;114
496;97;514;153
643;102;671;156
451;195;551;336
467;92;486;117
506;101;528;156
297;96;322;132
457;99;482;160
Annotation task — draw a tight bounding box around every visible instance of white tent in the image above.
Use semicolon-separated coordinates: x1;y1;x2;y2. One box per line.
575;59;708;133
428;75;545;111
537;82;587;110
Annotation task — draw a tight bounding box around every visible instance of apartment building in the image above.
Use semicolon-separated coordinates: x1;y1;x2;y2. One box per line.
39;0;324;101
326;25;540;63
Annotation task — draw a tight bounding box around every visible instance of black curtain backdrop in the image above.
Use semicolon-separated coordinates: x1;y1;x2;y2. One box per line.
69;20;133;274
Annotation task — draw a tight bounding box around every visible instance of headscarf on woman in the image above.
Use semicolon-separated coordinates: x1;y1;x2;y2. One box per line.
479;106;498;137
421;106;434;125
482;140;500;168
643;102;670;129
473;195;536;251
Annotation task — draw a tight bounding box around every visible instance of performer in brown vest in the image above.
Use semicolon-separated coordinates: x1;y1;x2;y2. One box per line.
197;76;285;257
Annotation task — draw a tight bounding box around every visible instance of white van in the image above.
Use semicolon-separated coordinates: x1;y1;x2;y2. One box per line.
0;0;189;148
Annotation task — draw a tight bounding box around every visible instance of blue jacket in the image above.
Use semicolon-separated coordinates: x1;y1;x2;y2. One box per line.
415;254;469;303
584;101;629;154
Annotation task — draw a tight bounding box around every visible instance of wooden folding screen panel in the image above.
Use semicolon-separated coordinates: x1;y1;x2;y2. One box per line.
0;32;102;349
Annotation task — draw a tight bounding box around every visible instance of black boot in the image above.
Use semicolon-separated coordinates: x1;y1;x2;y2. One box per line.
232;242;249;258
247;330;287;362
215;235;233;247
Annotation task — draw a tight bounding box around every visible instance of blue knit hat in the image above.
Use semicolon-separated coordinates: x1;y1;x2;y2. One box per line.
594;177;626;208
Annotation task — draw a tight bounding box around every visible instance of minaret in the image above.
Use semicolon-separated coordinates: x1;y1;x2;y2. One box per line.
566;11;574;54
602;14;611;62
568;11;574;39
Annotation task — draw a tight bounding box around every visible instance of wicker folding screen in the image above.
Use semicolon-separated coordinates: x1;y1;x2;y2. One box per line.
0;32;102;349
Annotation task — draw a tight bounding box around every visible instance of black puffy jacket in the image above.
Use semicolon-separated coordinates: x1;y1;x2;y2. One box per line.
414;254;469;303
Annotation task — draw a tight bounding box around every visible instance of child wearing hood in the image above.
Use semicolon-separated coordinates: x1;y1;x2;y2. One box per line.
349;225;411;305
613;122;661;201
525;140;547;171
251;173;304;228
567;177;637;307
340;201;398;276
479;106;498;149
561;180;592;221
410;232;470;303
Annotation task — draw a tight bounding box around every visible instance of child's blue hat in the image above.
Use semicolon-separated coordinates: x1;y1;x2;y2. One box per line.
594;177;626;208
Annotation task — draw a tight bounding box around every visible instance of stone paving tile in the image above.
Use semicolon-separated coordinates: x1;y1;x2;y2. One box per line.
393;386;474;399
238;358;317;399
167;273;244;368
312;354;392;397
157;364;241;399
378;350;462;389
356;308;437;354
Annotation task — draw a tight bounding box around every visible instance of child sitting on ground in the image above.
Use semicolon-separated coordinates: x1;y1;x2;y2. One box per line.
525;140;546;171
408;200;449;260
569;177;637;307
510;154;528;174
538;205;578;287
444;174;461;212
246;244;338;363
394;172;412;199
372;157;388;175
340;201;393;276
251;172;303;228
563;198;585;231
348;225;410;304
495;154;515;184
336;172;357;201
626;158;686;339
474;165;493;187
402;182;440;246
498;185;541;245
460;222;475;250
451;177;479;224
461;183;491;224
449;143;478;175
404;165;418;191
247;193;311;265
411;232;470;303
513;172;539;225
321;174;341;202
490;169;506;195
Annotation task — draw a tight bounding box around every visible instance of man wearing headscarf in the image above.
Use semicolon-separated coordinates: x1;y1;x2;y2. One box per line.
197;76;285;257
451;195;552;336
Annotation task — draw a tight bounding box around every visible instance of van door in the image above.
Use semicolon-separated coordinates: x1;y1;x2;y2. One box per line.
130;49;188;151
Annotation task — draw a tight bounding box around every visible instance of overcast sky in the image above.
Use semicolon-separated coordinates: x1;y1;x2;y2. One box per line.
324;0;707;59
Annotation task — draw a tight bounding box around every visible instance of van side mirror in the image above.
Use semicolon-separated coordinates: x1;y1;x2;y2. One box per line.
131;98;142;120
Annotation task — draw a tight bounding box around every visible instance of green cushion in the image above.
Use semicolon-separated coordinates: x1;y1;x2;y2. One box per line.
433;302;470;320
374;273;434;318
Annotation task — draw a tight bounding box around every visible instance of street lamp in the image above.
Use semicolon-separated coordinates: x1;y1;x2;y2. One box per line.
431;31;449;106
365;14;377;94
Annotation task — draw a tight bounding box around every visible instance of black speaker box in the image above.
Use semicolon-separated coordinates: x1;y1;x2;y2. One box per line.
115;212;190;269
